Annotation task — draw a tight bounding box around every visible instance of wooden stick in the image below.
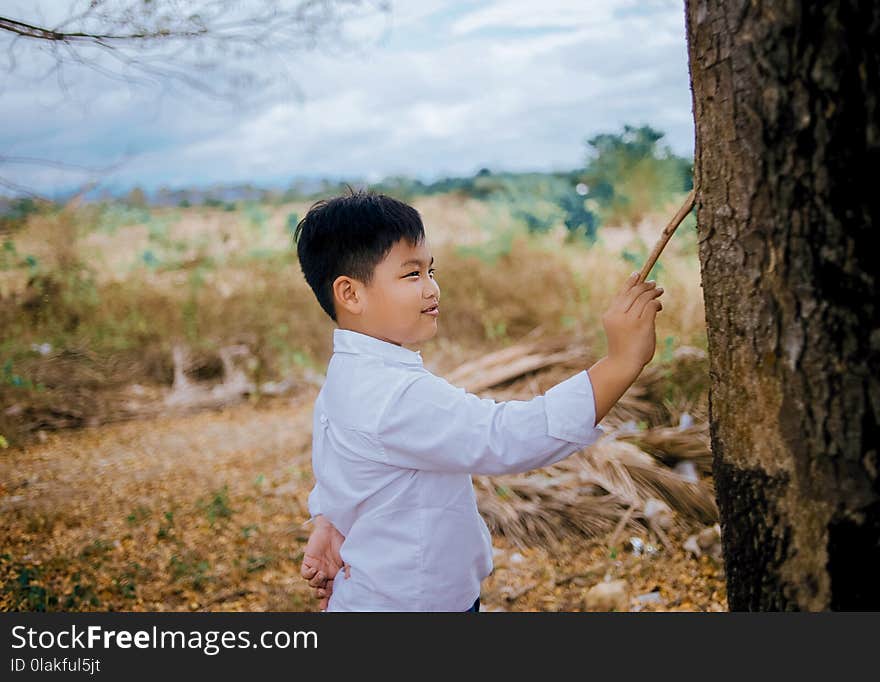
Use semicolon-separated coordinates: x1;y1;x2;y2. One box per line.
637;188;696;283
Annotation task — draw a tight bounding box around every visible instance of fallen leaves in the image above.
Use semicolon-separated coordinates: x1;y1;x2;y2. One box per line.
482;528;727;612
1;353;727;613
0;394;321;612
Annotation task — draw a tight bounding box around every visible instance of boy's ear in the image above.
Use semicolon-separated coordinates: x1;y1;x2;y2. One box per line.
332;275;364;315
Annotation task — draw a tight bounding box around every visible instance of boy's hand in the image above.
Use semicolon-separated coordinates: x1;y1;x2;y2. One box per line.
602;272;664;370
300;515;349;610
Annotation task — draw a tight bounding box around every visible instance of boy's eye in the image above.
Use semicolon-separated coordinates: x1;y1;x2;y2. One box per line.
406;269;437;278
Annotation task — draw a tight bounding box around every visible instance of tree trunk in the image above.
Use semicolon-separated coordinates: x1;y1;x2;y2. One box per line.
684;0;879;610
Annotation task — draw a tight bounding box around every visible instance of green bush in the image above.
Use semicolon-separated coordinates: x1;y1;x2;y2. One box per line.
580;124;693;227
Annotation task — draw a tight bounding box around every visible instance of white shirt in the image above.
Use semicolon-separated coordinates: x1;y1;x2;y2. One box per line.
307;328;605;611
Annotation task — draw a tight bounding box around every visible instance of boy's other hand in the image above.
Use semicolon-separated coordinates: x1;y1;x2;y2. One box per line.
300;515;349;610
602;271;664;370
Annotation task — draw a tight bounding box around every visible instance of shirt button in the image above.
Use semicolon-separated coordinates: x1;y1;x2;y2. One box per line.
319;413;328;424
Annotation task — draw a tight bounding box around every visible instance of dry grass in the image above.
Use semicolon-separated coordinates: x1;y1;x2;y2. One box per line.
2;191;706;443
468;348;715;550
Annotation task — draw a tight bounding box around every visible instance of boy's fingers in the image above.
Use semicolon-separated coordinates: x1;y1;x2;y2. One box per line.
622;281;658;313
639;300;663;320
637;287;663;306
307;571;327;588
611;275;646;312
637;290;665;318
618;271;640;296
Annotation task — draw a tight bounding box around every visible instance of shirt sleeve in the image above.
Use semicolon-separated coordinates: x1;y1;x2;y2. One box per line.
307;483;322;519
372;369;605;475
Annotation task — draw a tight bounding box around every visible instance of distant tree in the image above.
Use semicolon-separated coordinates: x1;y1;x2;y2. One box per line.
0;196;52;232
125;186;147;208
370;176;428;203
556;188;598;244
580;124;692;229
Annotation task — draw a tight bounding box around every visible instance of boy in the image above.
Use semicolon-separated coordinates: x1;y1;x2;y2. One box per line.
294;189;663;611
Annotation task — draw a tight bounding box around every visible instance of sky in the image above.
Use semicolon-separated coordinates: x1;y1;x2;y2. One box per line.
0;0;695;197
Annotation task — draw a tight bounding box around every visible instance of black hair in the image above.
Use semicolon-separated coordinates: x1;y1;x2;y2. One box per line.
293;188;425;322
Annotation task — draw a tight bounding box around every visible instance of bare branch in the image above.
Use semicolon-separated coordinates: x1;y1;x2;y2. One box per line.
0;15;208;42
1;1;390;102
0;154;125;174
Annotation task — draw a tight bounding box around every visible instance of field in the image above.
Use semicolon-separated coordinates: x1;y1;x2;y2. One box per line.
0;191;725;611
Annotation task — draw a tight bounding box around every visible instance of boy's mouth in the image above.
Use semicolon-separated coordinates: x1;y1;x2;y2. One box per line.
421;304;439;315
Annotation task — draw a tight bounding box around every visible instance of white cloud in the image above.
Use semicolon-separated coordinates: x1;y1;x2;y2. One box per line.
0;0;694;194
450;0;617;35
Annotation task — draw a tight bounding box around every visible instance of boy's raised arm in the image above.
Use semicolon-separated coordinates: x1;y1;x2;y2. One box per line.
369;367;605;475
363;271;664;476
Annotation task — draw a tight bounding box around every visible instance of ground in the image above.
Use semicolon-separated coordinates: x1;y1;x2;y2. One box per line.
0;385;726;613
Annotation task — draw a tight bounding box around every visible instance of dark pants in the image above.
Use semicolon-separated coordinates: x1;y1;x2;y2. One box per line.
465;598;480;612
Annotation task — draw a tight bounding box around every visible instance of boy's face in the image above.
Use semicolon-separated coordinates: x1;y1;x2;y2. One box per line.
334;238;441;347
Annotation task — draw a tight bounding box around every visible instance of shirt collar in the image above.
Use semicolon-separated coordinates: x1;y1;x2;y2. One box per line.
333;328;424;366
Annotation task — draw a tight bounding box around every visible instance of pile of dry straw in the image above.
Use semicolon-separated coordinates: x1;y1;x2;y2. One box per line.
442;328;717;550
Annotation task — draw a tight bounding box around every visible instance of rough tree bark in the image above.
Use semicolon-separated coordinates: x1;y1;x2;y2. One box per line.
684;0;879;610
